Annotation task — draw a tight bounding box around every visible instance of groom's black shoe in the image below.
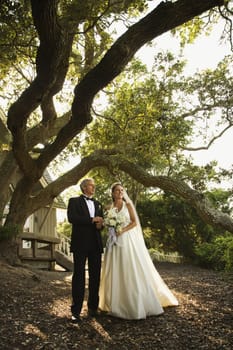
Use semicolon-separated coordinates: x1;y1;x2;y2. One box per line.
87;309;100;317
71;313;82;323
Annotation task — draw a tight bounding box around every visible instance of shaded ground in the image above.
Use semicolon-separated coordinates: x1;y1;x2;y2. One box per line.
0;260;232;350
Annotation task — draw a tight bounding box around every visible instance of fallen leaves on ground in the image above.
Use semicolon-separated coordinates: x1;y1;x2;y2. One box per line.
0;261;232;350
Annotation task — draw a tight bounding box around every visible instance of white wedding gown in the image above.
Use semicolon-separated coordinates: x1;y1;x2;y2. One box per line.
99;202;178;320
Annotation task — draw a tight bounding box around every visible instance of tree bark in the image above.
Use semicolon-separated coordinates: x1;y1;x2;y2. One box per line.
7;0;225;179
7;151;232;234
7;0;74;179
0;112;70;219
45;0;225;168
0;237;21;265
2;0;228;262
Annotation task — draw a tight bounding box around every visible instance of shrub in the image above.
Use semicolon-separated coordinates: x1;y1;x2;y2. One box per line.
194;234;233;272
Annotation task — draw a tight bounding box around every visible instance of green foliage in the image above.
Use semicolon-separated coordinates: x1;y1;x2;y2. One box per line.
206;188;232;214
174;17;211;47
176;160;220;191
63;0;148;79
137;189;232;259
138;194;203;257
194;234;233;272
56;221;71;238
80;53;232;192
143;227;161;250
0;0;36;78
171;9;220;47
83;54;192;169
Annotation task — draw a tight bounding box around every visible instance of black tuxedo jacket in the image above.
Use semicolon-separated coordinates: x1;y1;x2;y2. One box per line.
67;195;103;253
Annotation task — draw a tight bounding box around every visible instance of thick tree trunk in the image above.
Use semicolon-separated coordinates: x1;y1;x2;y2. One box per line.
4;177;36;227
0;153;20;219
0;238;20;265
0;226;22;265
3;0;228;263
1;181;33;264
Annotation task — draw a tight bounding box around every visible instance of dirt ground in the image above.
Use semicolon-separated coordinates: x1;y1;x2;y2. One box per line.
0;260;232;350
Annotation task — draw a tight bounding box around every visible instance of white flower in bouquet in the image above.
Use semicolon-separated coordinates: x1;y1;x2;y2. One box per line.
104;207;125;248
104;207;125;233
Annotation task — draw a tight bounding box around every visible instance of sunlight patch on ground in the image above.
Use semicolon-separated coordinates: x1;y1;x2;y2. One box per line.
24;324;46;340
90;319;112;341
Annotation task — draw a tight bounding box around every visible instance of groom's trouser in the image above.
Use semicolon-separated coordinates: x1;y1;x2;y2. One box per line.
71;250;101;315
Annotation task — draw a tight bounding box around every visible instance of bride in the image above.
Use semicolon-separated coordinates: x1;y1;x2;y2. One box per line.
99;183;178;320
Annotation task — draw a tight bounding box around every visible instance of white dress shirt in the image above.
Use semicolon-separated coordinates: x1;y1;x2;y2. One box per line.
84;197;95;218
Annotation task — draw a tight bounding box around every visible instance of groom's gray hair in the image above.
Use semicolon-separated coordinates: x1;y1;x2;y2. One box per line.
80;178;94;193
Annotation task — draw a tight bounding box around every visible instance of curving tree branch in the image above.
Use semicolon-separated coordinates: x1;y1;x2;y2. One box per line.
33;0;226;174
28;150;233;234
182;123;233;151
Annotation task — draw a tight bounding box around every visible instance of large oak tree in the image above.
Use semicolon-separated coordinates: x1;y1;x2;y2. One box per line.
0;0;232;263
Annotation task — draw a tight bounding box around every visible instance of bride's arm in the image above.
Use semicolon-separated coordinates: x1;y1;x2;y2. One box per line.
117;202;137;236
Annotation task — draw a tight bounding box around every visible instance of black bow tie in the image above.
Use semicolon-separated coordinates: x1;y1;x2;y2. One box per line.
83;195;94;201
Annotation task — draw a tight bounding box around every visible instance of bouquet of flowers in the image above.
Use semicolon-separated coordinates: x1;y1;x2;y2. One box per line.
104;207;125;249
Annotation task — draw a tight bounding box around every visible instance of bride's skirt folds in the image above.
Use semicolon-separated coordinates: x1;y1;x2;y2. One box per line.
99;226;178;320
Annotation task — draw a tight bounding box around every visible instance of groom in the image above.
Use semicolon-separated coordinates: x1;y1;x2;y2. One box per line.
67;178;104;322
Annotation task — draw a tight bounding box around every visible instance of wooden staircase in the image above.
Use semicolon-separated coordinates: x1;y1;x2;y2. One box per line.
55;233;73;271
18;231;73;271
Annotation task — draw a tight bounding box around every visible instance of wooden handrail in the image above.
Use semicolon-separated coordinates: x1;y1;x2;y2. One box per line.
19;232;60;244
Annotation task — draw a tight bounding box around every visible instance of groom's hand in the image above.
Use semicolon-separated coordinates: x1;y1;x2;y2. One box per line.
92;216;104;229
